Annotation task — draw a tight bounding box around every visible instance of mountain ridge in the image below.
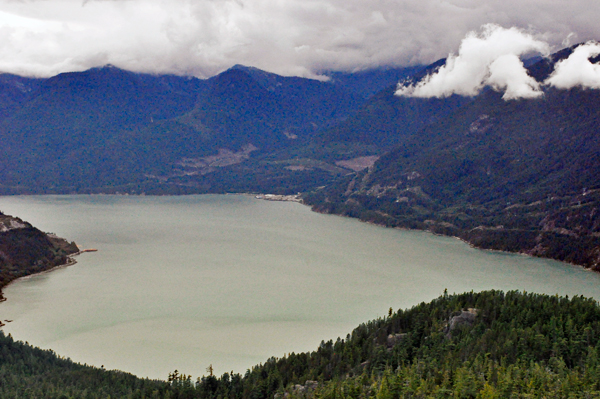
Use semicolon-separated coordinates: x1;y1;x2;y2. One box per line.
0;63;372;193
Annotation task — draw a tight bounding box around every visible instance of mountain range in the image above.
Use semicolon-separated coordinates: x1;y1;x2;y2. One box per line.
1;43;600;398
0;44;598;269
0;64;419;194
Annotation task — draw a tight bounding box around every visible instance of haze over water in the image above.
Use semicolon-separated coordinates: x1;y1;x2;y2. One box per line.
1;195;600;380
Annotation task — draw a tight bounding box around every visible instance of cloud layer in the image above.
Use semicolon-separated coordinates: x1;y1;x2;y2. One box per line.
396;26;600;100
396;25;548;99
0;0;598;78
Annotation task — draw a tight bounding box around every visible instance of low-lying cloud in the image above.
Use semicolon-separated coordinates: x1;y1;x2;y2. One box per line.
396;26;600;100
396;25;548;99
545;42;600;89
486;54;543;99
0;0;598;78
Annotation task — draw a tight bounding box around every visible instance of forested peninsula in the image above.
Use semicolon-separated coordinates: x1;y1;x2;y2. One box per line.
3;290;600;398
0;212;79;303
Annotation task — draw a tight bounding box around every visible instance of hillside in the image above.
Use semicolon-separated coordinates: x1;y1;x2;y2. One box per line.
0;212;79;302
313;59;471;149
0;64;473;195
3;290;600;398
304;45;600;270
0;65;371;194
0;66;205;192
0;74;44;121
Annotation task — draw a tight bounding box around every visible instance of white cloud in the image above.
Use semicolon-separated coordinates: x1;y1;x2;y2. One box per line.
396;24;548;99
0;0;597;78
545;41;600;89
487;54;543;99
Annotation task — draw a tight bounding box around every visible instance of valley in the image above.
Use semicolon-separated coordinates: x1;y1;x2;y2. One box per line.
0;37;599;398
0;45;598;272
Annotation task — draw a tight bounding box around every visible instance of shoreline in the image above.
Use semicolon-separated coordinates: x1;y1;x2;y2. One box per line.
254;193;302;202
6;256;78;284
307;204;595;273
2;256;77;288
1;193;594;279
0;255;78;327
0;251;87;306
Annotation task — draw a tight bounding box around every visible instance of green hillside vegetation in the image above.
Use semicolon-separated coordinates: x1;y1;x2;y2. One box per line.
0;62;483;197
0;331;170;398
314;60;471;149
3;290;600;398
0;74;43;120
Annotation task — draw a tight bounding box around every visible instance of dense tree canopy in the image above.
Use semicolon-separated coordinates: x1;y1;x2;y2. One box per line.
3;290;600;398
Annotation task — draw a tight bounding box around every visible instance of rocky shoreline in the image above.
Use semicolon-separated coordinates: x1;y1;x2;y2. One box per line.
254;194;302;202
307;202;600;273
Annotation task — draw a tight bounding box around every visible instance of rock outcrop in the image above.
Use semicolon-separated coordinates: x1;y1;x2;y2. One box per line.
444;308;479;337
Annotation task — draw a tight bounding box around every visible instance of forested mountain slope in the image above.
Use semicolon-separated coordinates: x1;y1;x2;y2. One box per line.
0;63;467;195
3;290;600;398
0;74;44;121
0;65;367;194
314;60;472;149
323;66;421;99
305;45;600;270
0;66;205;192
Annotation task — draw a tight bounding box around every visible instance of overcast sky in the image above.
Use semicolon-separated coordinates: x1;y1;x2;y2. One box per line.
0;0;597;78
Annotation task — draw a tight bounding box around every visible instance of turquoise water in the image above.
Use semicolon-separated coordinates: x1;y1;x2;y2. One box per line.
1;194;599;379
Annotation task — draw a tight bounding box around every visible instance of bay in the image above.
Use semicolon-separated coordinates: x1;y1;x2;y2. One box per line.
1;194;599;380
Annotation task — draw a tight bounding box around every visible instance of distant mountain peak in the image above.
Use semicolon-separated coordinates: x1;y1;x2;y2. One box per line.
96;64;120;70
218;64;284;92
229;64;262;73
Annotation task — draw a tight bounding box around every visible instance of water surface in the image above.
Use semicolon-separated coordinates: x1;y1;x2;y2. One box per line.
1;195;599;379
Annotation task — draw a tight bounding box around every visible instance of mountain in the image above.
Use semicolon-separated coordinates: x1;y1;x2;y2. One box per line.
174;63;473;196
3;290;600;397
315;86;470;149
314;59;472;149
0;74;44;121
181;65;363;149
0;47;598;269
305;44;600;269
0;66;205;191
0;65;371;194
1;64;460;195
323;66;422;99
0;212;78;301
